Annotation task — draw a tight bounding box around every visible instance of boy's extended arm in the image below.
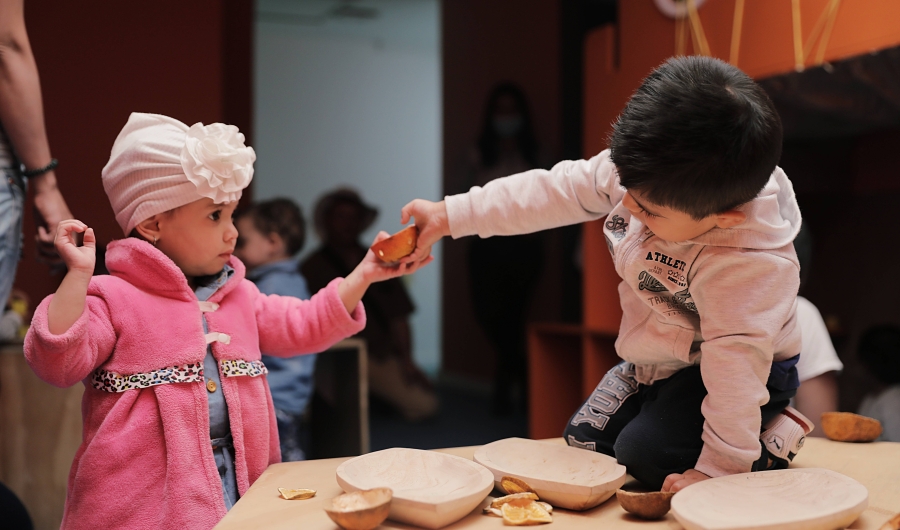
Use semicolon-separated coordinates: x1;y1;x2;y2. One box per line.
402;150;625;262
689;249;801;478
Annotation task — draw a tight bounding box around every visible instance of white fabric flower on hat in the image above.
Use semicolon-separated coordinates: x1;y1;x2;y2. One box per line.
181;122;256;204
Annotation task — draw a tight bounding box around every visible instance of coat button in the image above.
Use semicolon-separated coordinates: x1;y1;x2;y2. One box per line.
206;379;217;393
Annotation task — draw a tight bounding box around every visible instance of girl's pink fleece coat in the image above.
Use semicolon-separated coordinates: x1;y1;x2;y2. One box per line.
24;238;366;529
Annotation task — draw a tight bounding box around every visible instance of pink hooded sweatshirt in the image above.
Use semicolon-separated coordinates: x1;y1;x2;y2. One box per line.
25;238;365;529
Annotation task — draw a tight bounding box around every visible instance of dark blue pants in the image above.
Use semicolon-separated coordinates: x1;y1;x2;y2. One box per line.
563;362;797;490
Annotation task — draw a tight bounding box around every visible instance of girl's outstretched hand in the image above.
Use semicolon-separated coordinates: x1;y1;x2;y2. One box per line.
360;231;434;283
338;231;434;315
399;199;450;264
55;219;95;275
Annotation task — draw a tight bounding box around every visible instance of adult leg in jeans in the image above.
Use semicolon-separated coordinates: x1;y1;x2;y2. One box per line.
563;362;642;456
0;169;25;305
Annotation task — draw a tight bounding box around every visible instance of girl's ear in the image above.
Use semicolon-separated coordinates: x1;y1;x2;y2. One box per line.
135;215;162;243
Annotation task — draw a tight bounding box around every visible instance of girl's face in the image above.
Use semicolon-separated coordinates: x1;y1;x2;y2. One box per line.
154;198;239;278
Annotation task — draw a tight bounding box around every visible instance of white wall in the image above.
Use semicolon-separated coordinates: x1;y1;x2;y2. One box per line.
254;0;442;374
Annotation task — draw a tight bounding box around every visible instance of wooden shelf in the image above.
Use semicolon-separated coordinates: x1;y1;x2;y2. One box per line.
528;324;618;439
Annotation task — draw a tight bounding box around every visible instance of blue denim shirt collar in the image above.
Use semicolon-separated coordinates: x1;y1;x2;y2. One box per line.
194;265;235;302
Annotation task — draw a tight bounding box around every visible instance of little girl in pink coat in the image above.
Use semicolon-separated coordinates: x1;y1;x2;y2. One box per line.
24;113;431;530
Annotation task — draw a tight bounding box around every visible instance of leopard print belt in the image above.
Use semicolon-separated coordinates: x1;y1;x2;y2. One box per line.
90;359;269;393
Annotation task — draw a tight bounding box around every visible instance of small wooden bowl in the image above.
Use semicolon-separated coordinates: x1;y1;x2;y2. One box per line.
616;489;675;520
821;412;882;442
371;226;418;263
324;488;393;530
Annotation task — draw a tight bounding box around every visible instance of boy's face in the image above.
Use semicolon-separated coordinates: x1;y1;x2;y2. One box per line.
235;216;285;270
154;198;239;277
623;190;729;242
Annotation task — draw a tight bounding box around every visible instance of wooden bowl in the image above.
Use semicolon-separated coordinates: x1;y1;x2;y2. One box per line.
474;438;627;511
616;489;675;519
336;447;494;529
821;412;883;442
670;468;868;530
371;225;418;263
323;488;392;530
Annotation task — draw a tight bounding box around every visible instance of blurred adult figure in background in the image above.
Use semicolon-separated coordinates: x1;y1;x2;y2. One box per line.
301;189;438;421
792;225;843;437
0;0;73;307
236;198;315;461
466;83;544;415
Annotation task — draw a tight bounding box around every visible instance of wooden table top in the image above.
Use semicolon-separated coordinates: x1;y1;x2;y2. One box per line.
214;437;900;530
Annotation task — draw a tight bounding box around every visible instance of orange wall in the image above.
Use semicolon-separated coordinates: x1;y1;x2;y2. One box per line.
15;1;252;303
581;0;900;331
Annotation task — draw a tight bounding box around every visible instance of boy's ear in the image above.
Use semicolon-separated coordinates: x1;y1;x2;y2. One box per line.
134;215;162;242
267;232;286;252
714;209;746;229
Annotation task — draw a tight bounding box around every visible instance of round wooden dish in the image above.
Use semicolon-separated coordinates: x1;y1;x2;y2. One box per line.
670;468;868;530
324;488;392;530
473;437;627;510
336;447;494;529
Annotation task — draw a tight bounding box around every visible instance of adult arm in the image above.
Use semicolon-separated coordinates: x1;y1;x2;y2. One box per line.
0;0;72;244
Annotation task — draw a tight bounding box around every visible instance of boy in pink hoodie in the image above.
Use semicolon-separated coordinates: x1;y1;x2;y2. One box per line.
401;56;812;492
24;113;431;529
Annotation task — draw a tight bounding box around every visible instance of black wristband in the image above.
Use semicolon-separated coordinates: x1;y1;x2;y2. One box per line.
20;158;58;177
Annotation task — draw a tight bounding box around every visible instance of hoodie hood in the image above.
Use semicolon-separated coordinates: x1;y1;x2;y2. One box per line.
688;167;801;250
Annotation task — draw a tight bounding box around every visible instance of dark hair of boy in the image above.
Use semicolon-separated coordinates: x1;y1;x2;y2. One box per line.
610;55;784;220
858;325;900;386
243;198;306;256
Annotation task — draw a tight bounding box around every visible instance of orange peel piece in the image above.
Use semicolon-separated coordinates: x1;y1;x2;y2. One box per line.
491;492;539;509
501;498;552;525
279;488;317;500
371;225;418;263
821;412;882;442
501;476;535;495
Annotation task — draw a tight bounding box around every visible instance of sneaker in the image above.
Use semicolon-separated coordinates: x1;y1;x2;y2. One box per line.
760;406;814;463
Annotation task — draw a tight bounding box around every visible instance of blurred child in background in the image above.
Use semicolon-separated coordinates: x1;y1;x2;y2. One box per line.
235;198;315;461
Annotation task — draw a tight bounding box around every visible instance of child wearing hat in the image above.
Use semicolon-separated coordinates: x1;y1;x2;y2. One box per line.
24;113;431;529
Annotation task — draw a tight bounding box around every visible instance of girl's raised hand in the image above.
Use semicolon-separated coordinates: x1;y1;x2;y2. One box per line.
54;219;96;275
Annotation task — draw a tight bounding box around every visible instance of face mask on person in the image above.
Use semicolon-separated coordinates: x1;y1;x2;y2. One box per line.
492;115;523;137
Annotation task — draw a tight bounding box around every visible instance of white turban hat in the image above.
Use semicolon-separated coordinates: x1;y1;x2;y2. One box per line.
102;112;256;235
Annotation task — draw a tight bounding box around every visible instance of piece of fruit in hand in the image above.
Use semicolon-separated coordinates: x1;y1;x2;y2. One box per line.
371;225;418;263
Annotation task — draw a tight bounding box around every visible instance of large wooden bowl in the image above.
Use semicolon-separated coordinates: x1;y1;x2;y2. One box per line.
335;447;494;529
473;438;627;510
670;468;868;530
